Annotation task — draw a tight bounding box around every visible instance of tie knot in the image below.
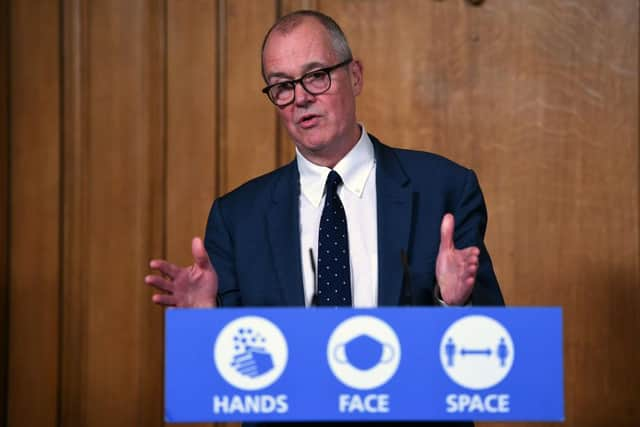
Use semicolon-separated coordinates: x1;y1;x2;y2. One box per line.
326;170;343;192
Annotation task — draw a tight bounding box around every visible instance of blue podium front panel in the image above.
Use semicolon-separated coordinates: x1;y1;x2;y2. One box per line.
165;307;563;423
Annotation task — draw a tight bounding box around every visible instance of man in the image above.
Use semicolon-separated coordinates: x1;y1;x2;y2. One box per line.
145;9;503;426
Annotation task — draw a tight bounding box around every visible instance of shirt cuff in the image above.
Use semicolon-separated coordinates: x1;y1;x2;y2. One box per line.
433;283;472;307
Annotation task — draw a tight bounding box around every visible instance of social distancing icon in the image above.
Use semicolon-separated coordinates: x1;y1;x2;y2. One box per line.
440;315;514;390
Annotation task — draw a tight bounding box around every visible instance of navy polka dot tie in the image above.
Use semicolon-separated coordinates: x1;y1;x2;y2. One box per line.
317;170;352;306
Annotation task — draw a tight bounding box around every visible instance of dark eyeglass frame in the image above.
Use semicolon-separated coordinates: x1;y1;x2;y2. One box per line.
261;58;353;107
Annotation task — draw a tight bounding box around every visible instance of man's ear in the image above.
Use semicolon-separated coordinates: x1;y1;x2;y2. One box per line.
350;59;364;96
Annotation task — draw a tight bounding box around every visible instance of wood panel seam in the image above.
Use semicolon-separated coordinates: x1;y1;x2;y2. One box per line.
56;0;66;425
216;0;227;197
1;0;12;424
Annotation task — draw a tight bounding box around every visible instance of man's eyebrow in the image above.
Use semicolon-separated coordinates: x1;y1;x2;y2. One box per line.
300;61;329;73
266;71;294;81
266;61;330;82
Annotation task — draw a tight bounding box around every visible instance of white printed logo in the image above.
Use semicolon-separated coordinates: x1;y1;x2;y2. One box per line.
327;316;401;390
213;316;288;391
440;315;514;390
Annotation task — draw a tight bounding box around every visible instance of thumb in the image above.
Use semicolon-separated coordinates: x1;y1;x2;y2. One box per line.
439;213;455;252
192;237;212;269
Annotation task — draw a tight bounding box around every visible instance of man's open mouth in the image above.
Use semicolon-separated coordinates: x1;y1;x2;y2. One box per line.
298;114;320;127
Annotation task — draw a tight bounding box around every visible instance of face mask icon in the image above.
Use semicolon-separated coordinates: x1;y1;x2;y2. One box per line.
333;334;395;370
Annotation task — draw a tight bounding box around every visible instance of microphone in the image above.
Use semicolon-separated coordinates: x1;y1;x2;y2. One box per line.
400;249;415;306
309;248;319;306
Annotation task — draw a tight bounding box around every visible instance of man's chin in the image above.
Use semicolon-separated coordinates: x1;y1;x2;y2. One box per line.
299;138;332;152
294;139;331;158
292;133;329;152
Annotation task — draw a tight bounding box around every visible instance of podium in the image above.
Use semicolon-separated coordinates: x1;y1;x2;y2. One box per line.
165;307;563;423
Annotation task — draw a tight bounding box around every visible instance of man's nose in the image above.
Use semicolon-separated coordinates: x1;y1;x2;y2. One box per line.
294;82;314;107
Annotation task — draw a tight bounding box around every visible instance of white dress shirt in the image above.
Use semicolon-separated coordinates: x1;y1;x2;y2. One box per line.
297;126;378;307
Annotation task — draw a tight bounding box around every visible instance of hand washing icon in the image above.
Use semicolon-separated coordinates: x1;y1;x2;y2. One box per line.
333;334;395;370
213;316;288;391
230;328;274;378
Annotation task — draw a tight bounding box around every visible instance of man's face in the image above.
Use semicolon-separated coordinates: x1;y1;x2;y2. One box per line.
262;19;363;166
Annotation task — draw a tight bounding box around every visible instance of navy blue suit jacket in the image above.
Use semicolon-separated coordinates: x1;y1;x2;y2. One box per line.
203;135;503;427
205;135;503;308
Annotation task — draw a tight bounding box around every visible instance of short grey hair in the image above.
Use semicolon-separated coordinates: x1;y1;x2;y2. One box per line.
261;10;353;82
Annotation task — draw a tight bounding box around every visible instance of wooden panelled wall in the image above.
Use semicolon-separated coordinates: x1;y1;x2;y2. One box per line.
1;1;638;427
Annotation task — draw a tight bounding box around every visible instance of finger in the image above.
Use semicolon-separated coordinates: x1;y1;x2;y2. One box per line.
192;237;212;270
237;364;258;374
457;246;479;259
239;367;258;377
145;275;174;293
232;360;253;370
464;263;478;276
439;213;455;252
152;293;177;306
232;353;252;364
462;265;478;283
149;259;181;279
464;275;476;287
464;252;479;266
463;246;480;257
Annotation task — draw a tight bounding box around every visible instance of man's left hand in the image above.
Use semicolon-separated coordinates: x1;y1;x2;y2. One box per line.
435;213;479;305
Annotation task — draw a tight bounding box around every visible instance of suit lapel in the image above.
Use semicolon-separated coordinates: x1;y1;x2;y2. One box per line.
266;162;306;306
372;136;414;306
265;138;413;307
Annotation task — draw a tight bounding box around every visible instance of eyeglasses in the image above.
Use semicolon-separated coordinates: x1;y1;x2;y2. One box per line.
261;58;353;107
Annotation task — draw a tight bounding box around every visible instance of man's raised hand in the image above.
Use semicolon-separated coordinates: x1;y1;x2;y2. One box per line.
435;213;479;305
145;237;218;308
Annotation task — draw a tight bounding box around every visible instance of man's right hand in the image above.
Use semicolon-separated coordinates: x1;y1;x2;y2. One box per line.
145;237;218;308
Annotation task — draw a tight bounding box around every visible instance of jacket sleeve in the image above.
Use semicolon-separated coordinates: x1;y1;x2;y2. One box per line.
453;169;505;306
204;197;243;307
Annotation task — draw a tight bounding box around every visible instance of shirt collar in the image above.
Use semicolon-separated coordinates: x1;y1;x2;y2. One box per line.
296;124;376;207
